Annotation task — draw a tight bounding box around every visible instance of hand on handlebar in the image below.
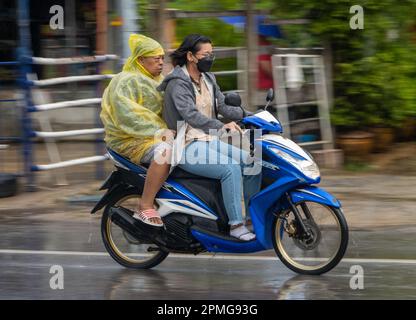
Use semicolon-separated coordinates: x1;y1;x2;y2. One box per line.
222;121;243;134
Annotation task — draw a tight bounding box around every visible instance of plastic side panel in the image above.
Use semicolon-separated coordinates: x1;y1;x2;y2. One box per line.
191;229;266;253
290;186;341;208
249;175;300;248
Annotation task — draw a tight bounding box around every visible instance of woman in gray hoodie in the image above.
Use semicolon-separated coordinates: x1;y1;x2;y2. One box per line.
157;34;261;241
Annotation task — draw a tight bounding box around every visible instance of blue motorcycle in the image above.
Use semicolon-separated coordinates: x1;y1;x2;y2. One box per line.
92;89;348;275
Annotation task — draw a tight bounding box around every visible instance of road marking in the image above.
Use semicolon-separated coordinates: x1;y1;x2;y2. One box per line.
0;249;416;265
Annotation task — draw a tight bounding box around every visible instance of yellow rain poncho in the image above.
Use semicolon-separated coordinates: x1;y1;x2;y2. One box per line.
100;34;167;163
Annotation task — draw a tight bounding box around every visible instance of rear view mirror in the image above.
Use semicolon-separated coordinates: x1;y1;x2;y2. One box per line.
266;88;275;102
224;92;242;107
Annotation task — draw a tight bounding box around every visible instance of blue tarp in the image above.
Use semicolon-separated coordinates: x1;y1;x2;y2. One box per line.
219;15;281;38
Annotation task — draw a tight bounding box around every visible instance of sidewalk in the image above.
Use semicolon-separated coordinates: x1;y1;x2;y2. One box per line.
319;171;416;228
320;170;416;202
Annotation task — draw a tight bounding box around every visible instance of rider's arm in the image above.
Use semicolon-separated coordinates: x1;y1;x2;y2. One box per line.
209;74;244;121
164;79;224;134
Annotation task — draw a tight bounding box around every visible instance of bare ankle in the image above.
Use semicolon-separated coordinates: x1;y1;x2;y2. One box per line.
139;203;154;211
230;223;244;230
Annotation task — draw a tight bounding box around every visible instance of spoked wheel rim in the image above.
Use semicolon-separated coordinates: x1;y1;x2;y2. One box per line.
275;201;344;272
105;195;164;264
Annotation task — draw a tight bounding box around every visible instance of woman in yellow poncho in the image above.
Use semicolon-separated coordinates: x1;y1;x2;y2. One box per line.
101;34;173;227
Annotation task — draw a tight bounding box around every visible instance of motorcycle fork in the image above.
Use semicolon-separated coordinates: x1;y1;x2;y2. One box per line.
300;202;313;220
285;193;312;240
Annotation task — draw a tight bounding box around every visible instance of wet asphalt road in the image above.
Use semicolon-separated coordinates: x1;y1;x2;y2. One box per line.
0;207;415;300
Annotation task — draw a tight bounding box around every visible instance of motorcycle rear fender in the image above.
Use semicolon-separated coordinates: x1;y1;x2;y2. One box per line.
99;170;120;191
90;170;143;214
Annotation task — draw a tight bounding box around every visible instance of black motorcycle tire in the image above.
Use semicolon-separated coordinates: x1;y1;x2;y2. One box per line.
101;189;169;269
272;204;348;275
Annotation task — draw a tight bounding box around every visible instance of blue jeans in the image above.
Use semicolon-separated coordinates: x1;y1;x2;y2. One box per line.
179;140;262;225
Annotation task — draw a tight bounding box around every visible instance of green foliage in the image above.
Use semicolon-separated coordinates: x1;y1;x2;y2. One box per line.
174;17;245;48
273;0;416;128
344;160;372;172
332;45;416;128
167;0;243;11
137;0;249;90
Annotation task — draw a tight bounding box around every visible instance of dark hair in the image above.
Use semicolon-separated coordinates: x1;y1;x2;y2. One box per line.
170;34;212;67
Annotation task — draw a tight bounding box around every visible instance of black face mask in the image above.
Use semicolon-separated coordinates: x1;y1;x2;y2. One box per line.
195;56;214;73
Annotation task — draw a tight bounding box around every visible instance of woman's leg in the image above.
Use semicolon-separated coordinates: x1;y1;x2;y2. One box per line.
180;141;244;225
180;141;255;240
207;140;262;222
137;143;172;225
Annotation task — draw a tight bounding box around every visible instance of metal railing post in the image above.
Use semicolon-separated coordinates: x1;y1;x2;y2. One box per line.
18;0;36;191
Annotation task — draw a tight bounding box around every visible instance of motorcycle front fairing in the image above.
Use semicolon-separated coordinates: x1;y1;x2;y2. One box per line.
241;112;341;250
241;110;283;133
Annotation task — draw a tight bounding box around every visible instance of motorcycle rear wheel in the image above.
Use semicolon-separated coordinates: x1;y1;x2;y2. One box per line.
101;190;169;269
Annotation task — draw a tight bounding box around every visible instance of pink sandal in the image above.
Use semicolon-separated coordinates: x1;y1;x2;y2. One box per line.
133;208;164;227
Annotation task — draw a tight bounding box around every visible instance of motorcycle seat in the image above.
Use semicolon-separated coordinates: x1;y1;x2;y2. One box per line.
107;148;204;179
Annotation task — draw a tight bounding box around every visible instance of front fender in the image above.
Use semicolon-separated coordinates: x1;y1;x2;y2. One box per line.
289;186;341;208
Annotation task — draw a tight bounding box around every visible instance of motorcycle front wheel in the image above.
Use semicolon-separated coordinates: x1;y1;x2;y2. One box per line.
272;201;348;275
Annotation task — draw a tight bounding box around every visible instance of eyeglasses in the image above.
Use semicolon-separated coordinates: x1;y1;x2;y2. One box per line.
194;52;216;60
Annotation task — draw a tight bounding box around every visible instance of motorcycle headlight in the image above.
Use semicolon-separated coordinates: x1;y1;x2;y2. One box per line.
269;147;320;180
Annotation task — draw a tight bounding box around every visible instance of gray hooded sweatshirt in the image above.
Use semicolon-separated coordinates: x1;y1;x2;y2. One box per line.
157;65;244;133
